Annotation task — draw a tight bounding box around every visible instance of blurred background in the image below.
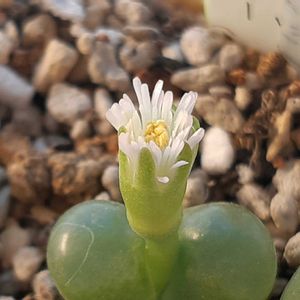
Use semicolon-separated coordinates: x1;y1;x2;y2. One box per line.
0;0;299;299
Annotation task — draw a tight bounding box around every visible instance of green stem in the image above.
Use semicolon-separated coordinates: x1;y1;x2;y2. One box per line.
144;230;179;297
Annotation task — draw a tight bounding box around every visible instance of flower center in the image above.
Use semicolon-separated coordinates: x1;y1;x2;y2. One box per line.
144;120;169;149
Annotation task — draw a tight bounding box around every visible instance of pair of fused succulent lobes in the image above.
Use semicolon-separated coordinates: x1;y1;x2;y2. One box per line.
47;78;281;300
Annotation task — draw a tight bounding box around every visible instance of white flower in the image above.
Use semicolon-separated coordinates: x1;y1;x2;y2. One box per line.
106;77;204;184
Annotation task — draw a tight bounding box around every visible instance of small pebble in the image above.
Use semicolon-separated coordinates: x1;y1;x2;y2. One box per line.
208;85;232;98
171;64;225;92
114;0;152;25
234;86;252;111
286;97;300;113
0;31;14;64
88;41;130;92
271;193;299;235
70;119;91;140
120;39;158;72
101;165;122;202
0;221;31;267
94;88;113;120
33;39;78;93
273;160;300;200
236;183;271;221
183;169;208;208
33;270;58;300
0;186;10;228
219;43;244;71
40;0;85;22
47;83;92;126
95;192;111;201
0;65;34;109
30;206;57;225
284;232;300;267
22;14;57;46
201;127;235;175
13;246;44;282
196;97;244;133
162;42;184;62
180;26;225;66
236;164;255;184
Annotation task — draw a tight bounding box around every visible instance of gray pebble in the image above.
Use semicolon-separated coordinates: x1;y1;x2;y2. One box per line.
183;169;208;208
88;41;130;92
196;97;244;133
284;232;300;267
271;193;299;235
180;26;225;66
171;64;225;92
114;0;152;25
237;183;271;221
101;165;122;202
0;186;10;228
70;119;91;140
219;43;244;71
0;65;34;109
47;83;92;126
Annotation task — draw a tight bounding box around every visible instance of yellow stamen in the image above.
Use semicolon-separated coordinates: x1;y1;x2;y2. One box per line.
144;120;169;149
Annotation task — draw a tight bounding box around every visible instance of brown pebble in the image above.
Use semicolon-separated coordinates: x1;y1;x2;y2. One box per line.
257;52;286;78
227;68;246;86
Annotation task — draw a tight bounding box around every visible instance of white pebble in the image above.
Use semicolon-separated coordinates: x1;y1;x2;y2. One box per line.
180;26;225;66
47;83;92;126
219;43;244;71
13;246;44;282
201;127;235;175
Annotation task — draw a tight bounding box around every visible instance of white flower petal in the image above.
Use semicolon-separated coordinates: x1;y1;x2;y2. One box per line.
171;160;189;169
188;128;205;149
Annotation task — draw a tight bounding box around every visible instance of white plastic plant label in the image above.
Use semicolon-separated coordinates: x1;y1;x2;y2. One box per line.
204;0;300;70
